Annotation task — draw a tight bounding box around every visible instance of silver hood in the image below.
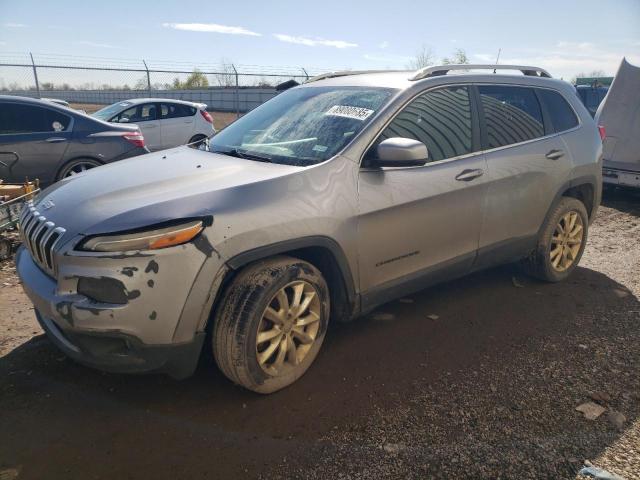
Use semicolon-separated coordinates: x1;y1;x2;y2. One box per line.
35;147;302;239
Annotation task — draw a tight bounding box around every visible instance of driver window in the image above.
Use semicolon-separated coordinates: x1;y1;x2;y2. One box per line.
115;104;156;123
371;86;473;162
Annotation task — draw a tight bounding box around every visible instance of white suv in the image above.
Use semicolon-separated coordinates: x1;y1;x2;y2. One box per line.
92;98;216;151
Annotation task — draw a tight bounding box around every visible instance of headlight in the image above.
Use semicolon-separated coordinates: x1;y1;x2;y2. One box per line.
78;220;204;252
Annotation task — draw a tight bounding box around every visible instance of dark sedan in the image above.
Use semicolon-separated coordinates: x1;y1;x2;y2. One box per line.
0;95;149;186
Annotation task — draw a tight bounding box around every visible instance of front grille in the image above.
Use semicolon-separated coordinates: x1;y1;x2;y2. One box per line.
19;201;66;277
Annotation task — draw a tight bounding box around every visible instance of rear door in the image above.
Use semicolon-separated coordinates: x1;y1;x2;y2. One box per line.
113;103;160;150
476;84;571;265
0;102;72;184
357;85;488;306
159;103;196;148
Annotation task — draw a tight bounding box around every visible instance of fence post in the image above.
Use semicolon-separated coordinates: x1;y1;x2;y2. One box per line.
232;64;239;118
142;59;152;93
29;52;40;98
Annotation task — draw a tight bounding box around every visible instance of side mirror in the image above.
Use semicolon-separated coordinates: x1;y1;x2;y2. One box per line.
371;137;428;167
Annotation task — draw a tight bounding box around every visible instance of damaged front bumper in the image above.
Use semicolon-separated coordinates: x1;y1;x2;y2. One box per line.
16;237;227;379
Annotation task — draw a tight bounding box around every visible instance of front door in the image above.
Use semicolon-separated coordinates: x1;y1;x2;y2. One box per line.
357;85;488;309
113;103;161;151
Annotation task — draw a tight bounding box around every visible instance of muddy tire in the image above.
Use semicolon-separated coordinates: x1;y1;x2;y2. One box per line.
522;197;589;282
212;256;330;394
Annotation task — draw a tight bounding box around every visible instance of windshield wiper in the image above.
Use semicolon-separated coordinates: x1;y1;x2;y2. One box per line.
211;147;273;163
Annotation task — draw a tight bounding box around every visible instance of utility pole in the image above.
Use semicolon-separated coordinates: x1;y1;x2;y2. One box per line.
232;64;239;118
29;52;40;98
142;59;152;93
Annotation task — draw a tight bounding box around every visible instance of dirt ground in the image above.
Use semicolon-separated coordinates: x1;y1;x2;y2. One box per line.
0;188;638;480
70;103;239;130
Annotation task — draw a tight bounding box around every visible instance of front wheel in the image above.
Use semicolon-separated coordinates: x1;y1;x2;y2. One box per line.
213;256;330;394
522;197;589;282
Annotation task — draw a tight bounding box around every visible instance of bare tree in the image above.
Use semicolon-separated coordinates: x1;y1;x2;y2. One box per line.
407;44;435;70
442;48;469;65
214;58;236;87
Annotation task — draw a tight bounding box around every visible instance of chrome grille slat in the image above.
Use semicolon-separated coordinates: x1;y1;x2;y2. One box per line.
27;216;45;256
34;221;55;263
18;201;66;277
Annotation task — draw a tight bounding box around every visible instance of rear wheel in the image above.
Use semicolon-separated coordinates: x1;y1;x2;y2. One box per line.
522;197;588;282
188;134;207;149
56;158;102;180
213;256;330;394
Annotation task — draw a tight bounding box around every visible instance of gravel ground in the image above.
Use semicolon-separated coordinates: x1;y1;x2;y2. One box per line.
0;188;638;479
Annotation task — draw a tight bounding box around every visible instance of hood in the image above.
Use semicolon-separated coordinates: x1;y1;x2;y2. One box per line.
34;147;302;239
595;58;640;167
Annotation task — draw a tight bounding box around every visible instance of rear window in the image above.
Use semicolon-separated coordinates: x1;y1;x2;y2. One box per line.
0;102;72;134
161;103;197;119
537;89;579;133
478;85;544;148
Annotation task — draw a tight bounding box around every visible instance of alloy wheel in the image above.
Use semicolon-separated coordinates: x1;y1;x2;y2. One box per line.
550;210;584;272
64;162;99;177
256;280;321;376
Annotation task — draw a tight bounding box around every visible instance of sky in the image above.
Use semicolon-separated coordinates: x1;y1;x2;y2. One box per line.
1;0;639;81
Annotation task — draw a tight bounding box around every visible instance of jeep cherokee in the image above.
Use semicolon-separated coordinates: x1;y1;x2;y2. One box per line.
16;64;602;393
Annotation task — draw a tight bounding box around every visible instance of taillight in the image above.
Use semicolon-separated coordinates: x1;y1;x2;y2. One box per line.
123;131;145;148
598;125;606;141
200;109;213;124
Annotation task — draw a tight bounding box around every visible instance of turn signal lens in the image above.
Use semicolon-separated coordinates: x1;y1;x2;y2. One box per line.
79;220;204;252
148;223;204;249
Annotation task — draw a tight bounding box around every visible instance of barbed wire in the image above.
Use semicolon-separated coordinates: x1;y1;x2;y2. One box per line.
0;51;331;76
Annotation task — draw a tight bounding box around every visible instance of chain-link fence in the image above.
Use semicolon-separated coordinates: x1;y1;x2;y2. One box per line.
0;52;328;115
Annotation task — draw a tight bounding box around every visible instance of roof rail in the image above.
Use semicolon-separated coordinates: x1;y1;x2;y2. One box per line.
410;64;552;81
305;70;409;83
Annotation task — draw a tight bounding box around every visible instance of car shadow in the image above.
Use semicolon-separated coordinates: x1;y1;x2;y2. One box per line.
1;264;638;479
602;186;640;217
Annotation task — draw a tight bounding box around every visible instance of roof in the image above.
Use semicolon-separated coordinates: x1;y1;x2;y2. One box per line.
302;64;559;91
116;97;206;106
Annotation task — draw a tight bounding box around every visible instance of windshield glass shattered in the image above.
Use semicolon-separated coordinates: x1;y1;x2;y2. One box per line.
209;86;395;166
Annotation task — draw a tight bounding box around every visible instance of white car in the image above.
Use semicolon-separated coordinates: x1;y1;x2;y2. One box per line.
92;98;216;151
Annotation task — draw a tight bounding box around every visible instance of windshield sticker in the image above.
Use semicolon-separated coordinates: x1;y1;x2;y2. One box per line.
325;105;374;121
312;145;328;153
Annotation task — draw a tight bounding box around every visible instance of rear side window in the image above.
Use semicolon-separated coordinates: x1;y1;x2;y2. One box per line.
376;86;474;162
161;103;197;119
537;89;579;133
0;103;71;134
478;86;544;148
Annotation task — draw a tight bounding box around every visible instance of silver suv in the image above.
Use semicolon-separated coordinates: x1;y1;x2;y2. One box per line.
16;65;602;393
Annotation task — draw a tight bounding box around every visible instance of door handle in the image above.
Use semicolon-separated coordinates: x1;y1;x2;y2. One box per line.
545;149;564;160
0;151;19;170
45;137;67;143
455;168;484;182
